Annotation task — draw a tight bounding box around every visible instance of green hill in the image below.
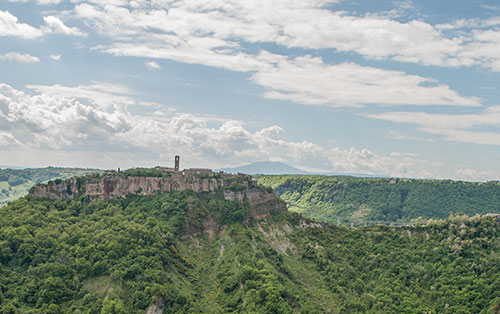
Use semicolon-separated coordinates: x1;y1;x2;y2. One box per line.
257;175;500;223
0;168;101;207
1;180;499;313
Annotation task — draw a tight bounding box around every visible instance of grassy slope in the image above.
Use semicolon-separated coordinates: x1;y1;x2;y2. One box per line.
257;175;500;223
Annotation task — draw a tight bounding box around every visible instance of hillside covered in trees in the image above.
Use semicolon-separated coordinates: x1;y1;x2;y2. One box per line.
257;175;500;223
1;183;500;313
0;168;100;207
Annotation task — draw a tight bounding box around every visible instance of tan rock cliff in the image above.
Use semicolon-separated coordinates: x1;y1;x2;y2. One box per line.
29;169;286;221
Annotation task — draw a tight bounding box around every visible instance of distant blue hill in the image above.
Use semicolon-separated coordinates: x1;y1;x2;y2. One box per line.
218;161;389;177
218;161;309;175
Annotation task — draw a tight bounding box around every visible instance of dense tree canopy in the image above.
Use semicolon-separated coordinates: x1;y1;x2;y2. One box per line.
257;175;500;222
1;189;499;313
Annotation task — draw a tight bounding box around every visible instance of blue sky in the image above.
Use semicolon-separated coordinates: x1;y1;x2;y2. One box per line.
1;0;500;180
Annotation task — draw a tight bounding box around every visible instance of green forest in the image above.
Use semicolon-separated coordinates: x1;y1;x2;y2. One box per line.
257;175;500;223
0;168;100;207
1;189;499;313
5;169;500;224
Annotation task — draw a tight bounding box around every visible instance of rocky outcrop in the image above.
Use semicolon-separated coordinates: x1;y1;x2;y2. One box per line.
29;179;78;200
145;297;165;314
224;187;287;220
30;170;244;200
29;169;287;221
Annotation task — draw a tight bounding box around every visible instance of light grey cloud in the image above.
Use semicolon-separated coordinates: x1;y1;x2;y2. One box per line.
26;82;136;110
365;0;417;19
0;52;40;63
480;4;500;11
386;131;430;142
0;82;494;180
0;83;132;149
66;1;483;108
251;57;481;107
145;60;160;70
455;168;493;181
8;1;500;73
69;0;500;71
367;106;500;146
7;0;63;4
96;38;479;108
0;131;22;148
99;40;272;73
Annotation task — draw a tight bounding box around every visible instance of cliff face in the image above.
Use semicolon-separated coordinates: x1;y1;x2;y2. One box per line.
224;188;287;219
29;169;286;221
30;173;228;200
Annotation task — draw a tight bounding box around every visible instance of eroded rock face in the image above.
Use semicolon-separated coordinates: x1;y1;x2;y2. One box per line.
29;169;287;222
29;179;77;200
145;297;164;314
83;175;228;199
224;187;287;220
30;170;238;200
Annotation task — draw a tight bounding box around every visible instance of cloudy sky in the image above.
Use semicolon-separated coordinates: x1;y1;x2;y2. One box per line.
2;0;500;180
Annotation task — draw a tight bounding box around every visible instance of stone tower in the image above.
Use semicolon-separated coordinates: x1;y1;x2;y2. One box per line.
175;155;180;171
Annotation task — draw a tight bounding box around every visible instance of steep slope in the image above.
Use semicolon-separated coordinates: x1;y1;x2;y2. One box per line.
257;175;500;222
1;177;500;313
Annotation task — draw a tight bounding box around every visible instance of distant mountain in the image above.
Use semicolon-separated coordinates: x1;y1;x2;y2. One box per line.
321;171;390;178
218;161;389;177
218;161;309;175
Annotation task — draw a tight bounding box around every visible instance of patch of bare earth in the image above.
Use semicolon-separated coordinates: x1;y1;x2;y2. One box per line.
257;223;297;256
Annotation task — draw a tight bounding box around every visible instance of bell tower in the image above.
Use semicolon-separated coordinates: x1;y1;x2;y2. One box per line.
174;155;180;171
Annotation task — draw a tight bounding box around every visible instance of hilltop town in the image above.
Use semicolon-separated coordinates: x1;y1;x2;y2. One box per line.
28;156;286;221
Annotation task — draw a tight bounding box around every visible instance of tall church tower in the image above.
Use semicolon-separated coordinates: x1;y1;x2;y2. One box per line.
175;155;180;171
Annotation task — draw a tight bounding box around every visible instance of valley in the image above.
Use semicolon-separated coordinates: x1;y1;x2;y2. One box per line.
0;169;499;313
257;175;500;223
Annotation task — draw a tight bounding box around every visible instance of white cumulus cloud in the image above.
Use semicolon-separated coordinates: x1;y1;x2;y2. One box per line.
0;10;43;38
0;10;85;39
0;52;39;63
41;16;86;36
